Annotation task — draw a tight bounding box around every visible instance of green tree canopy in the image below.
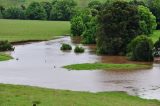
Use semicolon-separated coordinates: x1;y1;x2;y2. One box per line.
97;1;140;55
127;35;154;61
138;5;157;35
40;2;52;19
26;2;47;20
71;16;85;36
147;0;160;29
50;0;77;21
4;7;25;19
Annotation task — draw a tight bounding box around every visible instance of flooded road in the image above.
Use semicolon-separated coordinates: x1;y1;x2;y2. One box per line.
0;37;160;100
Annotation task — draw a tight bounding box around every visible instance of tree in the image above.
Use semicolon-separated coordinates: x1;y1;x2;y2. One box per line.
0;11;2;19
96;1;141;55
147;0;160;29
129;0;146;6
50;0;77;21
127;35;154;61
71;16;85;36
88;0;102;11
3;7;25;19
138;5;157;35
26;2;47;20
82;17;97;44
41;2;52;19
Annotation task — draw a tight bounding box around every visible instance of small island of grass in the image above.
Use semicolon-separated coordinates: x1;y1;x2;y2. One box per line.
0;53;13;61
63;63;151;70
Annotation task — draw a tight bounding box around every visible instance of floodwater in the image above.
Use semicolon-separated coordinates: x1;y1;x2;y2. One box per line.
0;37;160;100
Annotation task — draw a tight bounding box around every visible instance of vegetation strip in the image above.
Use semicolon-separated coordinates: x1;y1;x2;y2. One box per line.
64;63;151;70
0;19;70;42
0;84;159;106
0;53;13;61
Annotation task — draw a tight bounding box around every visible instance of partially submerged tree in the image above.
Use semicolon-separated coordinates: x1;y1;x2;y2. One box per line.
71;16;85;36
127;35;154;61
97;1;141;55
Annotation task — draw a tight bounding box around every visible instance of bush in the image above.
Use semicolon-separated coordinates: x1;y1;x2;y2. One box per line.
26;2;47;20
0;41;14;51
60;43;72;51
3;7;25;19
127;35;154;61
74;46;85;53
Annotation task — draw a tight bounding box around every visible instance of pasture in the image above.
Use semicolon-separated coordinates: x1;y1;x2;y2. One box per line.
0;19;70;42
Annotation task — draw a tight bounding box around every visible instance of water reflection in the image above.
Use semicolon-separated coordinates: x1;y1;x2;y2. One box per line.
0;37;159;100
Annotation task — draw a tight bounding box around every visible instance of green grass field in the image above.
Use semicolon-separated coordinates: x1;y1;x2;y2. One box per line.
0;53;12;61
0;84;159;106
64;63;151;70
0;19;70;42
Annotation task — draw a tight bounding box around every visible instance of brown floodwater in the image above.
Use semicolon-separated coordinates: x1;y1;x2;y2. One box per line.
0;37;160;100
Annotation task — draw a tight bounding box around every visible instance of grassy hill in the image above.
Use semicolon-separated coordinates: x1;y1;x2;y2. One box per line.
0;19;70;42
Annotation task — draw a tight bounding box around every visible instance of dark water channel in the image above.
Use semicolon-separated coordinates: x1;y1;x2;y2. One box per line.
0;37;160;100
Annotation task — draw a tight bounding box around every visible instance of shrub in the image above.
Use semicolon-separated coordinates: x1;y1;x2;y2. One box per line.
0;41;14;51
74;46;85;53
26;2;47;20
60;43;72;51
127;35;154;61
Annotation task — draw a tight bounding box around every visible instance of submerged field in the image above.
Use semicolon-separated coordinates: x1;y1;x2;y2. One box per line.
64;63;151;70
0;84;159;106
0;53;12;61
0;19;70;42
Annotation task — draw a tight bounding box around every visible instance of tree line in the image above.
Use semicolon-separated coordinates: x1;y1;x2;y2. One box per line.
71;0;160;62
0;0;76;21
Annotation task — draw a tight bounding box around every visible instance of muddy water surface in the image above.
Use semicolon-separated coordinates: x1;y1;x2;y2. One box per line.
0;37;160;100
